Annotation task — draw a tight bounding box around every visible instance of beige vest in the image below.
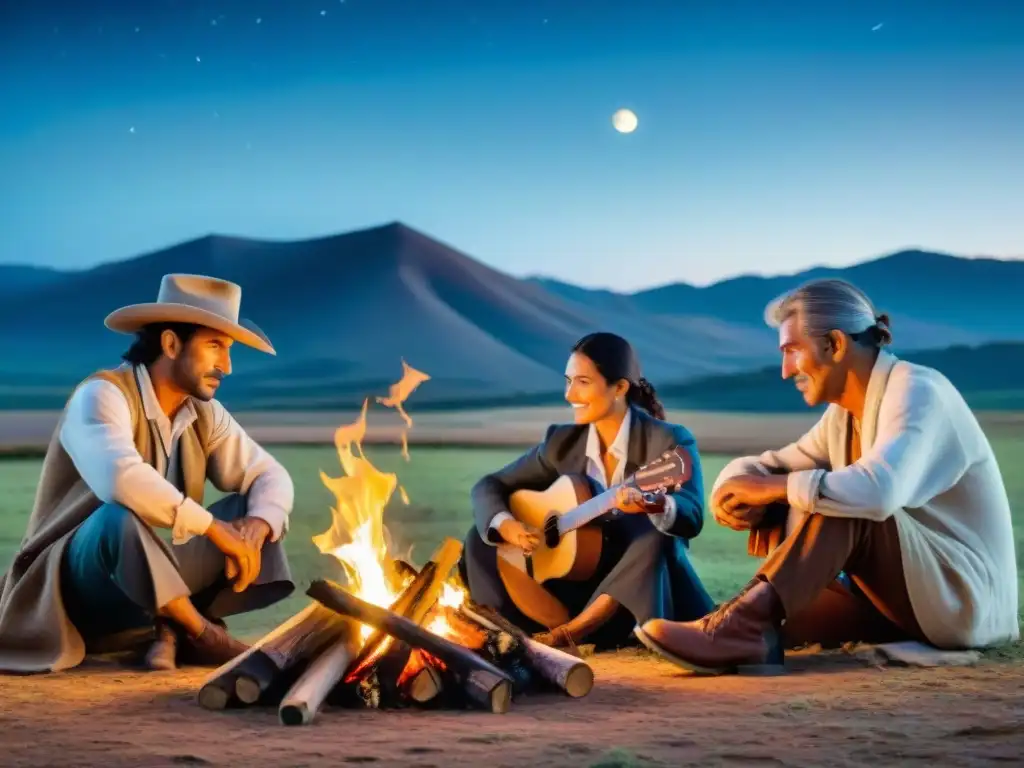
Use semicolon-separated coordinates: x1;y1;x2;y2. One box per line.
0;365;214;673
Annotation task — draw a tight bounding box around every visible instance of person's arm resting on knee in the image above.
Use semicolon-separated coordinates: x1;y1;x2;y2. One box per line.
788;372;964;520
203;401;294;542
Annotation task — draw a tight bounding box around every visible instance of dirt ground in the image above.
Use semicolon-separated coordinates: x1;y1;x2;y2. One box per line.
2;649;1023;768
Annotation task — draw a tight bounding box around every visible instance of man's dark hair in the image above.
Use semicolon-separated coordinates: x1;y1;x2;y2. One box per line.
121;322;202;366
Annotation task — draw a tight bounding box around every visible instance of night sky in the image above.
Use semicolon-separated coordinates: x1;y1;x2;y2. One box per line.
1;0;1021;289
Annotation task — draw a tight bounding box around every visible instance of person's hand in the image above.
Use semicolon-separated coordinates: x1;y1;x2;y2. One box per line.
615;486;666;514
711;475;787;531
205;519;264;592
232;517;272;549
497;518;541;554
222;518;271;584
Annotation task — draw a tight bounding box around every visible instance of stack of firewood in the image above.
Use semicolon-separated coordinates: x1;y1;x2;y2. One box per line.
196;537;594;725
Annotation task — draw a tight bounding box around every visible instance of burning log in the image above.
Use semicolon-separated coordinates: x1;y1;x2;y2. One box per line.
344;537;463;684
400;650;444;704
197;602;348;710
460;602;594;699
308;579;515;714
275;539;460;723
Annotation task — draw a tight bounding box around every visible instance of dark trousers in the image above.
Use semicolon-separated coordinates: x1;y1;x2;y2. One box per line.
61;494;294;647
460;516;715;648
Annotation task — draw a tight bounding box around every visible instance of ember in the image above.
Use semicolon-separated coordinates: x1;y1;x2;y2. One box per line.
196;360;594;724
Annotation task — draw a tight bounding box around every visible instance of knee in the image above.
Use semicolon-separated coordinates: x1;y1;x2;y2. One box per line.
208;493;248;523
460;526;497;583
78;503;143;570
90;503;137;537
625;529;666;558
463;525;487;558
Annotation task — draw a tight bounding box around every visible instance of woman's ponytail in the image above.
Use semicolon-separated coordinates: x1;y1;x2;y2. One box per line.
628;377;665;420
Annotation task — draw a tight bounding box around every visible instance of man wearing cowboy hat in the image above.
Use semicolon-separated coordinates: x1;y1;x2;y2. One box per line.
0;274;296;673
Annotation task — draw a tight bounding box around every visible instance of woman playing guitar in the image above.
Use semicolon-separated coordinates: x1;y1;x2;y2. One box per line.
459;332;715;649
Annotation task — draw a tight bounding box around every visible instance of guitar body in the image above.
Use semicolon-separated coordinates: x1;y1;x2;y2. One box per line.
489;448;690;630
495;474;605;629
497;474;605;584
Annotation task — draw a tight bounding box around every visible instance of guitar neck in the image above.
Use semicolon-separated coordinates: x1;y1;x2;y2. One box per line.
557;484;624;534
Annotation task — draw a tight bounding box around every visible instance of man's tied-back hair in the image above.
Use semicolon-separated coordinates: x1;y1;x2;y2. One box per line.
764;278;893;349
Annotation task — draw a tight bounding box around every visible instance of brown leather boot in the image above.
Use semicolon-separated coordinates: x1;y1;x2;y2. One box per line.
636;577;785;675
143;621;178;671
178;619;250;667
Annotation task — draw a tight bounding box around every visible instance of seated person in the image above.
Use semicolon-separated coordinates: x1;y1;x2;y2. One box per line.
459;332;715;648
637;278;1019;673
0;274;295;674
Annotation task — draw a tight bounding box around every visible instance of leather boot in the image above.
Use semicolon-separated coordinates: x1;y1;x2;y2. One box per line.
143;621;179;671
178;619;250;667
637;577;785;675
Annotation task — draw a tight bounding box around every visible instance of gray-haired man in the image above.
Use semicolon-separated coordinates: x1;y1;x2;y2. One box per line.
636;278;1019;673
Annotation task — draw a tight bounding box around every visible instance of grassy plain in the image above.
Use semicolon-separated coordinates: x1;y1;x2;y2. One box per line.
1;432;1022;638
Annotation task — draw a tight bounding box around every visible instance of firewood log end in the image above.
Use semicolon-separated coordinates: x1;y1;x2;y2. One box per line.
197;676;235;711
463;669;512;714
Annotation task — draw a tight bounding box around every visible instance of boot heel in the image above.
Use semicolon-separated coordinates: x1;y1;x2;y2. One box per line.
735;627;786;675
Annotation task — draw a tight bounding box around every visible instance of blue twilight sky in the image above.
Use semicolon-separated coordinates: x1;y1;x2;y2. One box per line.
0;0;1021;290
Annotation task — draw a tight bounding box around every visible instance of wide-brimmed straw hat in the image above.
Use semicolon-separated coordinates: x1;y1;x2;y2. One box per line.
104;273;276;355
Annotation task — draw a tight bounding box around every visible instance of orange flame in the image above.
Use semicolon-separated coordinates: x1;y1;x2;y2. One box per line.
376;359;430;461
313;360;466;644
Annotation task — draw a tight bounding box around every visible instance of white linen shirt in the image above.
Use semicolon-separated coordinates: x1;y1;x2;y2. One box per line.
59;364;294;545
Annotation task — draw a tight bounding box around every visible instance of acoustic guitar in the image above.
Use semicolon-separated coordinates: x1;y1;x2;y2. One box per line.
495;447;691;628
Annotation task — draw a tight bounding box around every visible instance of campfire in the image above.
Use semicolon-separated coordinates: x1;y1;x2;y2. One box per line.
196;361;594;724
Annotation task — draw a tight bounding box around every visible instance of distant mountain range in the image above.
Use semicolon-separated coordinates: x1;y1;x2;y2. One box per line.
0;222;1021;411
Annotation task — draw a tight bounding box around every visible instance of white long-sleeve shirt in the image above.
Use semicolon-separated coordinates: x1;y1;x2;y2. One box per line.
59;364;293;545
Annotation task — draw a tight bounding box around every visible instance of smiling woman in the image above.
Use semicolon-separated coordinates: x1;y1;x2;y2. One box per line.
459;332;717;651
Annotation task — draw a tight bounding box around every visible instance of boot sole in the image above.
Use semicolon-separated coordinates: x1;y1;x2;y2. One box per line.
633;626;785;677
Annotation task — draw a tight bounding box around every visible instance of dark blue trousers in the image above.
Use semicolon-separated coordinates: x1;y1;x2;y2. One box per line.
60;494;294;645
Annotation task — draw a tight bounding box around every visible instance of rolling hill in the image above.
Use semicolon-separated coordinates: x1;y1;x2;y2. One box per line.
1;223;1021;410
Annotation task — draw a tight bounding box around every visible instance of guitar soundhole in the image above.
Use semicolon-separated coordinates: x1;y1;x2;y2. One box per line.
543;515;560;549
